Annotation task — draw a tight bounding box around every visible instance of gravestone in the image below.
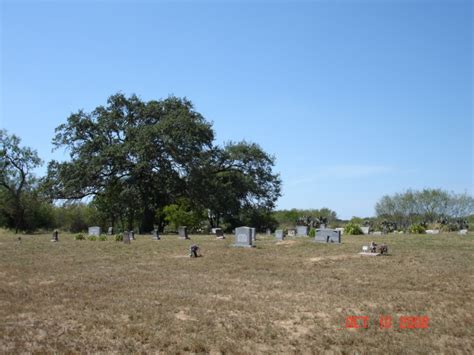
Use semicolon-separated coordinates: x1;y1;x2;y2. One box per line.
130;231;135;240
178;226;189;239
211;228;218;234
426;229;440;234
88;226;101;236
288;229;296;237
123;231;131;244
458;229;468;235
335;227;344;235
315;229;341;243
361;226;370;235
215;228;224;238
51;230;59;242
107;227;113;235
152;229;160;240
266;228;271;236
296;225;308;236
275;229;284;241
372;231;382;236
233;226;254;247
250;227;256;241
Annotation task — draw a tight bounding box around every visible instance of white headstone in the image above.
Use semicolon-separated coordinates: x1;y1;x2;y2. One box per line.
361;226;370;235
88;226;101;236
296;225;308;236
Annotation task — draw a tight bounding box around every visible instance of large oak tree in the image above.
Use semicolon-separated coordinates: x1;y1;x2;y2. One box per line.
45;93;281;232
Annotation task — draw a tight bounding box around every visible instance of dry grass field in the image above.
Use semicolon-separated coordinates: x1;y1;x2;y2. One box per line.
0;230;473;353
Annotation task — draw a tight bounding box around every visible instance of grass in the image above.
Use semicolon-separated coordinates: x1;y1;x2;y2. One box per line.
0;230;473;353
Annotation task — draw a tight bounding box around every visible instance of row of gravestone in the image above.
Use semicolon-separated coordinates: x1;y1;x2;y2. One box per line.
233;226;342;247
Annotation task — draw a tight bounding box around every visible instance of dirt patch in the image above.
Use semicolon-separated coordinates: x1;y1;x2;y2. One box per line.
276;240;297;246
309;254;357;262
175;310;197;321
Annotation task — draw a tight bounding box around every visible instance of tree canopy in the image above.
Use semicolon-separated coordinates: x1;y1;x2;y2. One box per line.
0;129;44;232
45;93;282;232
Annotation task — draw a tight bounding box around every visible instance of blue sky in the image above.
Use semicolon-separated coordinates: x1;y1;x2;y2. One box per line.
1;0;472;219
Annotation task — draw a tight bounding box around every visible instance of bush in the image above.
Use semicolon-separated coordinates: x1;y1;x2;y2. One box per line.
98;235;107;241
309;228;316;237
114;233;123;242
344;223;363;235
87;235;97;241
74;233;85;240
409;224;426;234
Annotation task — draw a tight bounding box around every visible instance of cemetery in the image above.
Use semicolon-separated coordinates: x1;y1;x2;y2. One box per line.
1;227;473;353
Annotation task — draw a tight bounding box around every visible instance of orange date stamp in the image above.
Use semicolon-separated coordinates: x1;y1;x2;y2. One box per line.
343;315;429;330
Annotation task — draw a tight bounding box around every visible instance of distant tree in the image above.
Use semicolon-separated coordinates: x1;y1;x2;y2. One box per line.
375;189;474;230
0;129;43;232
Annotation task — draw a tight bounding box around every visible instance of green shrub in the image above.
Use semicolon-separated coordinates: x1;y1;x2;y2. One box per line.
74;233;85;240
87;235;97;241
98;235;107;241
114;233;123;242
409;224;426;234
344;223;363;235
309;228;316;237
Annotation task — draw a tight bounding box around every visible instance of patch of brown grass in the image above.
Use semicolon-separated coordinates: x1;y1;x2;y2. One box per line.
0;230;473;353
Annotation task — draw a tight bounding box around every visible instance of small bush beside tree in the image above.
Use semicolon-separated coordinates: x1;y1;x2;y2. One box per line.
344;223;363;235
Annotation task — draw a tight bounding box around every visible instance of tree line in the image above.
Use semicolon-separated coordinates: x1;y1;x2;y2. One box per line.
1;94;473;234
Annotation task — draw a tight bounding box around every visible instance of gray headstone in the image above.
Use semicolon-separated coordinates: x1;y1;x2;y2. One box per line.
426;229;440;234
215;228;224;237
275;229;284;241
130;231;135;240
458;229;468;235
178;226;189;239
123;231;131;244
88;226;101;236
361;226;370;235
266;228;271;235
234;226;254;247
296;225;308;236
250;227;256;241
107;227;113;235
372;231;382;236
315;229;341;243
152;229;160;240
288;229;296;237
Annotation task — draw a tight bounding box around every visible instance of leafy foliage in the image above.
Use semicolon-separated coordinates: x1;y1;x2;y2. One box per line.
409;224;426;234
344;223;363;235
74;233;85;240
